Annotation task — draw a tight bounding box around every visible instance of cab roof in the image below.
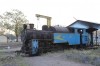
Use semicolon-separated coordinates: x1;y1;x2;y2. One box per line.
67;20;100;30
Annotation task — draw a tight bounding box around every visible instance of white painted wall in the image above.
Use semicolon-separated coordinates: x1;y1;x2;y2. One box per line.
0;35;7;42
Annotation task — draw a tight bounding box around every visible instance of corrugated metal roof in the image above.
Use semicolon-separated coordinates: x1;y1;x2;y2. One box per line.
67;20;100;29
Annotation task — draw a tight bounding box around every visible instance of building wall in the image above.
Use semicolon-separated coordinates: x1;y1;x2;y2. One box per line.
0;35;7;43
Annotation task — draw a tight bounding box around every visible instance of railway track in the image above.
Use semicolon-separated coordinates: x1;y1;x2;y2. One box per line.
0;43;99;56
0;44;22;48
0;44;22;54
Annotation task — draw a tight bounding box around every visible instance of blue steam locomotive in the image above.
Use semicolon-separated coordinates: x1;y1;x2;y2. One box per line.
21;21;95;56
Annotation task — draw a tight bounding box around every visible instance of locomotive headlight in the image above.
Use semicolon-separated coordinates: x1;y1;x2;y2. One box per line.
80;29;82;32
78;29;83;33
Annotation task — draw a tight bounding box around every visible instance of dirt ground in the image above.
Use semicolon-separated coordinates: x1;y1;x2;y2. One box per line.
24;52;94;66
0;45;94;66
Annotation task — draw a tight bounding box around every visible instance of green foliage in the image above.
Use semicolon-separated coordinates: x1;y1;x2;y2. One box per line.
6;34;16;40
0;15;5;35
0;29;5;35
4;22;13;30
0;9;29;41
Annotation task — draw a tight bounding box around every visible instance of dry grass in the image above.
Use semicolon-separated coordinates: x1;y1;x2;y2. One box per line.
64;47;100;57
41;47;100;66
0;52;30;66
63;47;100;66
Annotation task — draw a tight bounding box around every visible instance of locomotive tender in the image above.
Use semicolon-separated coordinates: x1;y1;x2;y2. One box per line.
21;22;91;56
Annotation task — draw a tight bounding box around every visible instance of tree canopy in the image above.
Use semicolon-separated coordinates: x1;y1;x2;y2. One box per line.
0;9;29;41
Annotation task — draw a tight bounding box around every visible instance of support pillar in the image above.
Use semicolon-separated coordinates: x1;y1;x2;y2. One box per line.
96;30;97;45
91;32;93;46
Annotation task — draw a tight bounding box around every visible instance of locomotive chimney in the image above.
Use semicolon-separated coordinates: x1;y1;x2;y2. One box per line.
29;24;34;29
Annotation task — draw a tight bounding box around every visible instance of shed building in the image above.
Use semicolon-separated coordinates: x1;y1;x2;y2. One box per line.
0;35;7;43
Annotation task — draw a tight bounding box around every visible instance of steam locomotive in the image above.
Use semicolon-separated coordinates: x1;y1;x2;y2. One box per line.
21;24;89;56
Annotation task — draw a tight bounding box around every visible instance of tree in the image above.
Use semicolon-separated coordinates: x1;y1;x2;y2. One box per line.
3;9;29;42
0;15;5;35
0;29;5;35
4;22;13;32
6;33;16;40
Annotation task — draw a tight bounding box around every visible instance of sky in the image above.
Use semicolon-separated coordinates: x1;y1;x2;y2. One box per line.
0;0;100;29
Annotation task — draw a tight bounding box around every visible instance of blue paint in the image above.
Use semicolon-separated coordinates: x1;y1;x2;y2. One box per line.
82;34;88;44
69;20;100;29
74;29;78;33
32;40;38;54
70;22;89;29
83;29;86;34
54;33;80;45
82;29;88;44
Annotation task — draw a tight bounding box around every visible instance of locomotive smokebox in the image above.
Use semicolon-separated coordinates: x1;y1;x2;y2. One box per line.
29;24;34;29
